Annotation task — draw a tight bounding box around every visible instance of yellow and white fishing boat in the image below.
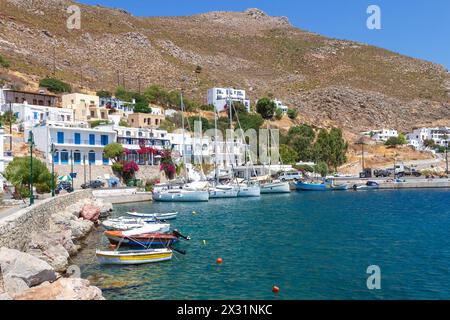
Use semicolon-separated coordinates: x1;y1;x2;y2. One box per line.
96;248;173;265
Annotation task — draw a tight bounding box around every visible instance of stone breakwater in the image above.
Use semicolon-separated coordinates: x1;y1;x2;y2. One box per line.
0;190;113;300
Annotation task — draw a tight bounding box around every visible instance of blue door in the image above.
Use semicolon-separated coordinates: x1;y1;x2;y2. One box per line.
89;151;96;164
101;135;109;146
102;153;109;165
61;151;69;164
53;151;59;164
89;134;95;145
74;133;81;145
57;132;64;144
74;151;81;164
33;112;38;120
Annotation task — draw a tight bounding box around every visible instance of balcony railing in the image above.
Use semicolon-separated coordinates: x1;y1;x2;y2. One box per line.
56;139;107;146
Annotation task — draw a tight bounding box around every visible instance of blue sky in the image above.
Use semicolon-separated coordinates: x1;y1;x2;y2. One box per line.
78;0;450;69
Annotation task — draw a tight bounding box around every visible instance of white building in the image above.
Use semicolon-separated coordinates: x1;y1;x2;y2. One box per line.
372;129;398;142
0;126;13;173
406;127;450;150
31;122;117;166
273;99;289;114
1;103;74;134
207;87;251;112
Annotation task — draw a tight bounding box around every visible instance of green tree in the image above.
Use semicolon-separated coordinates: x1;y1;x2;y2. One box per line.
287;108;298;120
287;124;315;161
103;143;124;163
315;161;329;177
119;120;129;127
39;77;71;93
279;144;298;164
275;108;283;120
398;133;407;145
327;127;348;170
256;97;277;119
385;135;406;147
188;116;212;132
133;102;152;113
96;90;111;98
423;139;437;149
0;55;10;68
238;113;264;132
4;157;53;198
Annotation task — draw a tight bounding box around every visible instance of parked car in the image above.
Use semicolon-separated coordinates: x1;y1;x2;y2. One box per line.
373;169;392;178
81;180;105;189
278;171;302;181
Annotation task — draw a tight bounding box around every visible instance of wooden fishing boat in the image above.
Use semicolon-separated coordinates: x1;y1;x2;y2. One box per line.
126;211;178;220
96;248;173;265
104;229;190;247
295;179;349;191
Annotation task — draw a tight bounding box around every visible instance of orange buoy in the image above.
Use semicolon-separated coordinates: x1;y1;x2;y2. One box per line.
216;257;223;264
272;286;280;294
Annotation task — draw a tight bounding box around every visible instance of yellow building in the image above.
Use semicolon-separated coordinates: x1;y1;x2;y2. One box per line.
127;112;165;129
61;93;109;122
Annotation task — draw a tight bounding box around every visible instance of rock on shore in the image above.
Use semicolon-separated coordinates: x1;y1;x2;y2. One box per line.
0;197;111;300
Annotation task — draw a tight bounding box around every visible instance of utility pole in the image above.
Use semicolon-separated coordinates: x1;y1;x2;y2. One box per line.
446;141;449;174
28;131;35;206
70;150;74;191
53;46;56;76
51;143;55;197
9;102;12;150
83;154;86;186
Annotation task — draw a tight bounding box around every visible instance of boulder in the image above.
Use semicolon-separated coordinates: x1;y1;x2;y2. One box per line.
94;199;113;215
69;219;94;240
14;278;104;300
0;248;57;295
80;204;101;222
27;232;71;272
65;202;84;218
0;293;12;300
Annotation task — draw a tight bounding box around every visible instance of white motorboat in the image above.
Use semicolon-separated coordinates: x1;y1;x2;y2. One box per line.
126;211;178;220
101;219;170;232
260;181;291;194
153;189;209;202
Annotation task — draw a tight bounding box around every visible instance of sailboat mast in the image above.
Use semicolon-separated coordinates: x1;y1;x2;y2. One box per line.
214;107;219;184
180;92;187;181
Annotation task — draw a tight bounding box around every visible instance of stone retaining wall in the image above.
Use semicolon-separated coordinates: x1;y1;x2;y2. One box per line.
0;190;93;251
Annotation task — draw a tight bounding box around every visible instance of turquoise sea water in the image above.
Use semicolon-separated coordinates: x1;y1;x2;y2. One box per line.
75;189;450;300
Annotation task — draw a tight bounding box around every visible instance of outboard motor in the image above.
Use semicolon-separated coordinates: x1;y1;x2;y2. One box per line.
173;229;191;241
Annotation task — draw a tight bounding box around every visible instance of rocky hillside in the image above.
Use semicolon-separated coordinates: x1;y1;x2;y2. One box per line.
0;0;449;133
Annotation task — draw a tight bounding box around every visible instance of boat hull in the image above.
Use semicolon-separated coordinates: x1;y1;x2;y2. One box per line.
96;249;172;265
126;212;178;220
209;187;239;198
260;182;291;194
153;190;209;202
237;185;261;197
295;181;348;191
105;231;179;247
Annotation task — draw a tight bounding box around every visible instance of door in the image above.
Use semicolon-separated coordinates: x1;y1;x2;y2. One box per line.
89;151;96;164
89;134;95;145
60;150;69;164
74;151;81;164
74;133;81;145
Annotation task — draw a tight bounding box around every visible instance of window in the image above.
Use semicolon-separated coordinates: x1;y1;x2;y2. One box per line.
33;112;38;120
89;134;95;145
33;99;37;105
126;131;131;136
138;132;143;137
102;153;109;165
57;132;64;144
74;133;81;145
100;135;109;146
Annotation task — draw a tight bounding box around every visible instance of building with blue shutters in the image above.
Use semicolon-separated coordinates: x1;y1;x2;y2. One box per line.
31;122;117;166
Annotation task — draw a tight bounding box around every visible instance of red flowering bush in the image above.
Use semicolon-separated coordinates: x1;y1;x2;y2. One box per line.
159;149;176;180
